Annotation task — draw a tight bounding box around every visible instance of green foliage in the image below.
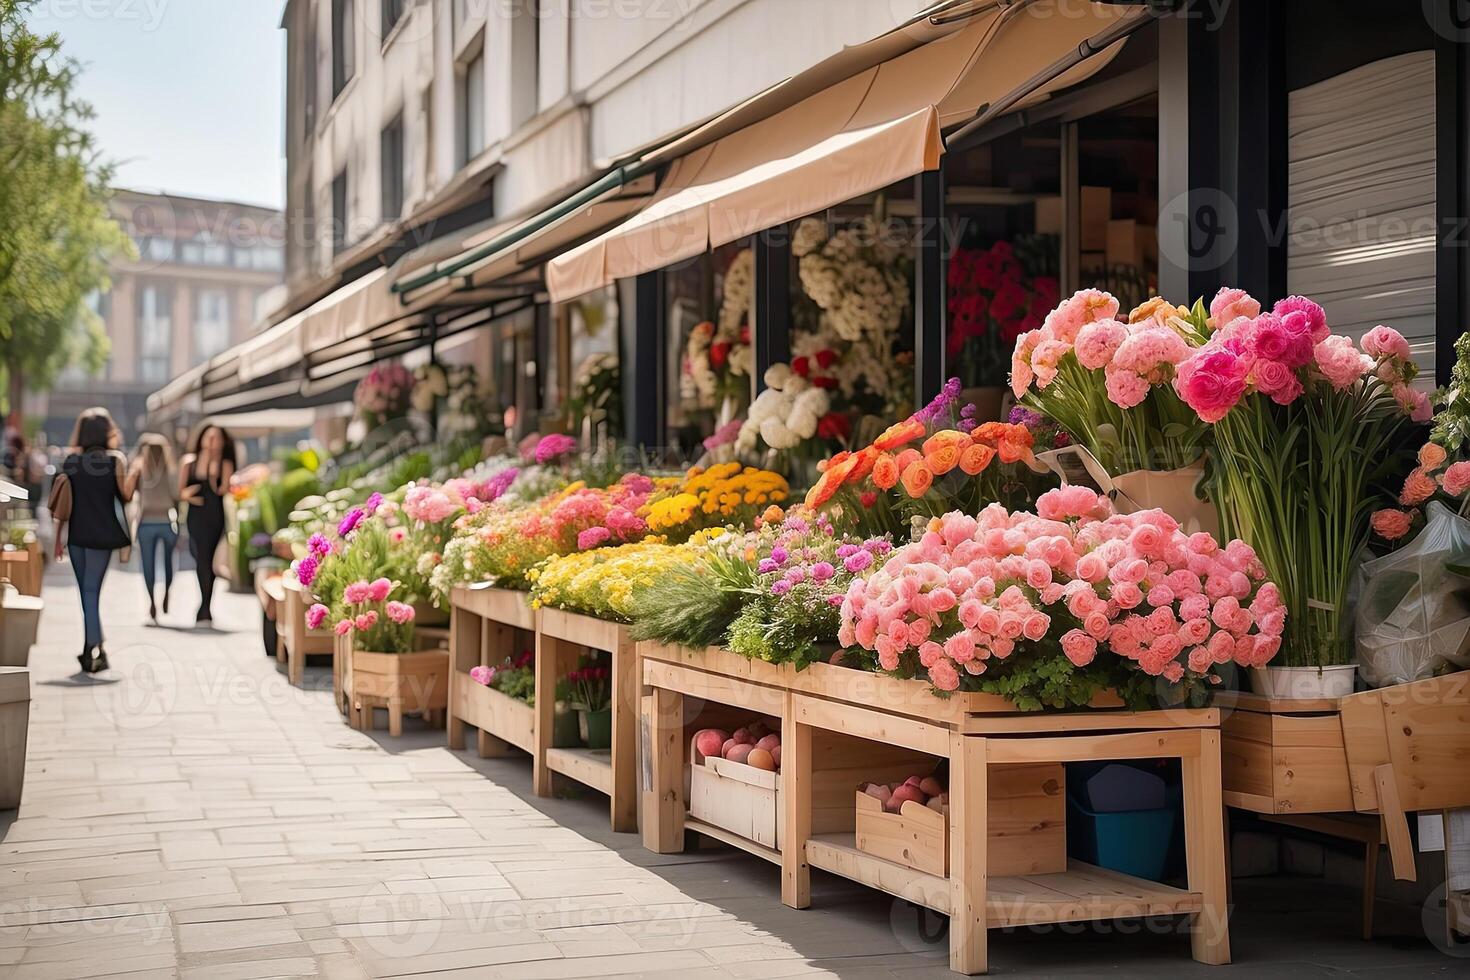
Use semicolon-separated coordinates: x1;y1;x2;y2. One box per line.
725;588;834;671
1433;331;1470;455
0;1;134;410
627;547;754;649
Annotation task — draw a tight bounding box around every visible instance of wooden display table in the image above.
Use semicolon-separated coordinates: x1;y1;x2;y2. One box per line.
447;585;536;758
335;627;450;736
640;643;1228;975
0;542;43;597
281;570;333;686
1220;673;1470;938
534;607;638;832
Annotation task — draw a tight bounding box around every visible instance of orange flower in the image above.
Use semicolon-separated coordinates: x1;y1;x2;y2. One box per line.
805;470;840;509
874;418;925;452
958;442;995;475
922;429;969;457
872;453;900;490
926;443;960;476
1128;296;1184;326
761;504;785;524
900;461;934;498
996;436;1033;465
971;421;1009;445
895;448;923;472
846;447;878;485
825;453;862;487
1419;442;1448;472
817;450;851;475
1400;467;1438;506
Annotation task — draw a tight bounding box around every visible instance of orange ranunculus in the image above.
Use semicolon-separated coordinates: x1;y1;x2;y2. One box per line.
846;447;878;484
926;443;960;476
825;453;862;487
761;504;785;524
996;436;1032;465
805;470;841;509
873;418;925;452
922;429;970;457
895;448;923;473
971;421;1008;444
900;460;935;498
872;453;900;490
958;442;996;475
817;450;851;474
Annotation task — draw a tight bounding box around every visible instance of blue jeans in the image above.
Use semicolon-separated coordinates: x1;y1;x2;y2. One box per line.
68;545;111;649
136;521;178;598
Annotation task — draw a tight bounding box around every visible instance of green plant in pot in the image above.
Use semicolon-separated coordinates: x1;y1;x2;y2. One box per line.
567;659;612;750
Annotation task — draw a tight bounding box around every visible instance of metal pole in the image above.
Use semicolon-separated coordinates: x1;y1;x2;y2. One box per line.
914;168;948;404
752;224;791;394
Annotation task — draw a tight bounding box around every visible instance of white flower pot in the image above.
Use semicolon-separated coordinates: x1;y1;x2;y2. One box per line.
1250;664;1357;700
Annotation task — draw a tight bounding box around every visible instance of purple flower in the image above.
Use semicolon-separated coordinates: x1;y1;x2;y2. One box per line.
863;539;892;555
771;580;793;596
811;561;835;582
337;508;365;538
843;550;874;574
363;492;384;516
484;468;518;501
770;546;789;566
294;554;320;587
1008;405;1044;428
915;377;963;424
757;558;779;574
308;532;331;557
785;567;806;585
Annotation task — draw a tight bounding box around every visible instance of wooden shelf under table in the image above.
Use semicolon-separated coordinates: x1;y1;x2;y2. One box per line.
685;816;782;866
806;833;1202;926
544;746;614;795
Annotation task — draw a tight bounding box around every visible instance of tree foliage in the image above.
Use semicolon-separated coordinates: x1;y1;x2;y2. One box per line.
0;0;133;413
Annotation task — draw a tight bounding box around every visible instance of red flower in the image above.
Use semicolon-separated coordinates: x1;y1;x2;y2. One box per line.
710;341;731;368
816;411;851;441
812;376;837;390
739;324;750;344
860;491;878;509
814;349;837;369
791;356;810;377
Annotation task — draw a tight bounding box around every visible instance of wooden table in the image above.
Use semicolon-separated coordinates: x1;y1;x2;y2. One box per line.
281;571;333;687
447;586;537;758
640;642;1229;975
534;607;639;832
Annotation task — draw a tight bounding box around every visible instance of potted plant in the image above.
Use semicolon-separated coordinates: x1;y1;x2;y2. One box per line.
567;660;612;750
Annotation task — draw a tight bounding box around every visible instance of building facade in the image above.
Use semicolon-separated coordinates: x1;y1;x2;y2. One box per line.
36;190;283;443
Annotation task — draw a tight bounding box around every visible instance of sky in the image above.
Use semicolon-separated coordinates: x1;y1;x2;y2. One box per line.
26;0;286;210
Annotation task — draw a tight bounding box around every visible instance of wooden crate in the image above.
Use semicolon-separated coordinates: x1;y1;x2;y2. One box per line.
447;586;537;760
0;667;28;809
281;571;333;687
855;790;947;876
690;750;781;849
1221;698;1353;814
0;544;42;597
347;647;449;737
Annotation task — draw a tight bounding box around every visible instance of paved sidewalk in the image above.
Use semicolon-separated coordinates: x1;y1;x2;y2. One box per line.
0;561;1455;978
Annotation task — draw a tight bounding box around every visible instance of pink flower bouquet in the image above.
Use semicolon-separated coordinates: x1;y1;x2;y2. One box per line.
330;576;417;653
1172;291;1423;669
838;488;1283;708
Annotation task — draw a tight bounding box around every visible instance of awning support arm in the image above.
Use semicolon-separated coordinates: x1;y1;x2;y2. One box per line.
914;168;948;404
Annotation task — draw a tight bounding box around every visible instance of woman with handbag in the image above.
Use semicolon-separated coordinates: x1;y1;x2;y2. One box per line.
49;408;137;674
178;424;235;627
132;433;179;623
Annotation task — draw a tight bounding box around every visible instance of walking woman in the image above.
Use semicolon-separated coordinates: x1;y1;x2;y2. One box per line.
133;433;179;623
179;424;236;626
49;408;136;674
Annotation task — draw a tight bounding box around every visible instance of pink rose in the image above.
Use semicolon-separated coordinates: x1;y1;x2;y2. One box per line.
1061;629;1097;667
1211;287;1261;325
927;656;960;692
1312;335;1370;390
1442;461;1470;497
1361;325;1412;362
1174;348;1248;423
1370;509;1413;541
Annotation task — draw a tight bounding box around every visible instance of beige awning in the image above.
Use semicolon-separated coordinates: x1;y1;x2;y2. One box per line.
237;268;392;382
548;0;1141;302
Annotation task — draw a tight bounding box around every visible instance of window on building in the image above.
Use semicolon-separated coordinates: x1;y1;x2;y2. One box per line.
181;234;228;266
510;0;539;129
138;285;172;384
253;245;284;271
304;19;318;134
381;113;404;222
458;51;485;168
194;290;231;360
332;169;349;254
382;0;406;40
332;0;355;98
139;236;174;263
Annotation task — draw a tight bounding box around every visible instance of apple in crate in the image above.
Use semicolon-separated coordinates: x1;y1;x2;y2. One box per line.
919;775;944;797
724;743;754;765
746;747;776;771
770;745;781;768
755;733;781;753
694;729;729;759
888;783;925;813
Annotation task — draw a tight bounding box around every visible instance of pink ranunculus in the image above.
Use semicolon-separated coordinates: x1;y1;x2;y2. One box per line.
1252;359;1303;406
343;581;372;604
1043;288;1120;344
1442;461;1470;497
1312;335;1371;390
354;611;378;631
1361;325;1412;362
1104;368;1150;409
306;603;329;630
403;486;460;525
1174;347;1248;423
1271;295;1329;342
385;600;416;625
333;619;353;636
1245;314;1313;369
577;526;612;550
1074;318;1129;370
367;577;392;603
1211;287;1261;325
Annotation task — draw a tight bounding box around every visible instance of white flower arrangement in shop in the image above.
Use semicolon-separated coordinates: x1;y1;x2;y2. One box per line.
412;363;484;436
736;364;831;455
411;363;449;412
681;249;756;407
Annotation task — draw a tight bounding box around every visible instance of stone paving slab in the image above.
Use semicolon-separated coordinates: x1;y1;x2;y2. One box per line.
1;562;1456;979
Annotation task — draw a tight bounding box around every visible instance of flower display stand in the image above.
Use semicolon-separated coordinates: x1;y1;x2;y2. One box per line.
281;570;333;687
446;585;536;758
339;634;449;736
0;542;43;597
0;585;42;668
534;607;640;831
640;642;1229;975
1220;672;1470;938
0;667;29;809
257;568;286;663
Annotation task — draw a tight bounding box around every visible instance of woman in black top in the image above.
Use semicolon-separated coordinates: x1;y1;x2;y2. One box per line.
178;424;236;626
52;408;137;674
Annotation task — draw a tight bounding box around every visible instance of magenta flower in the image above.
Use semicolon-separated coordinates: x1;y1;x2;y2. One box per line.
338;508;365;538
306;603;329;630
307;533;331;557
363;492;384;516
577;526;611;550
294;554;320;587
367;577;393;602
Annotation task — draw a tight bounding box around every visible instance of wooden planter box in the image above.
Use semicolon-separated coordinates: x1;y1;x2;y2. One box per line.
0;588;42;668
690;748;782;849
281;571;333;687
0;667;29;810
640;640;1227;975
0;543;42;597
447;585;538;760
344;645;449;736
1221;692;1353;814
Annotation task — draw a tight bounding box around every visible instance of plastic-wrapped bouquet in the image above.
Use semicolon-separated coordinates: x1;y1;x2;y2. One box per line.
838;488;1283;708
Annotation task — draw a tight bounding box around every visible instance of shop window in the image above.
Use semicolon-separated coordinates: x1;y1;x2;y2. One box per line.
381;0;406;41
332;0;356;98
381;113;405;222
664;240;752;457
194;290;231;359
458;51;485;168
563;287;621;443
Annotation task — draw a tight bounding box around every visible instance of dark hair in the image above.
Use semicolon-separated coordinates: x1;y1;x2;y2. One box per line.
70;408;118;452
189;424;239;466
